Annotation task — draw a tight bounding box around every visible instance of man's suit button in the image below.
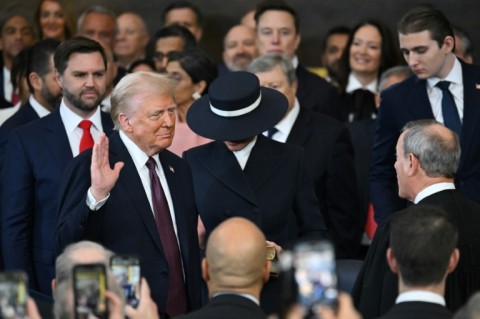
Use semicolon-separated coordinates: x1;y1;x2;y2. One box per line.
160;271;168;277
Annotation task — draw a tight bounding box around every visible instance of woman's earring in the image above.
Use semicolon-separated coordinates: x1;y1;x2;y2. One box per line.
192;92;202;100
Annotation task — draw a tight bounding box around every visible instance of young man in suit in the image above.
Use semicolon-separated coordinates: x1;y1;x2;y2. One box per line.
2;37;114;296
55;71;202;318
184;71;327;315
254;0;341;121
248;54;361;259
353;120;480;317
370;5;480;224
177;218;269;319
379;205;458;319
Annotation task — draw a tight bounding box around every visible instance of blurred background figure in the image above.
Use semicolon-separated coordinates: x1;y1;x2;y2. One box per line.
453;25;474;64
34;0;73;41
77;5;117;49
320;26;350;88
128;59;156;73
165;50;217;155
240;8;256;29
220;24;258;74
153;25;196;73
338;19;401;122
161;1;203;42
114;12;150;71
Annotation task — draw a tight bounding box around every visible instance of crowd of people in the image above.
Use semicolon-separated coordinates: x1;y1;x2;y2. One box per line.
0;0;478;318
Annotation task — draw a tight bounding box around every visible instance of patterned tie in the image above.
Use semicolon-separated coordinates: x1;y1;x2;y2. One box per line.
267;127;278;139
146;157;187;316
78;120;94;153
436;81;462;137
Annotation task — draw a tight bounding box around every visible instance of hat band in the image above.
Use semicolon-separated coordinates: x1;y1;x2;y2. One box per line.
210;92;262;117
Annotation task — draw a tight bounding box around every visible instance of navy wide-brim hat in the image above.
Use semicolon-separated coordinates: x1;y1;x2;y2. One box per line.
186;71;288;141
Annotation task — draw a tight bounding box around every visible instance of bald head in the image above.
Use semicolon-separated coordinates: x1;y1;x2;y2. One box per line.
204;217;269;295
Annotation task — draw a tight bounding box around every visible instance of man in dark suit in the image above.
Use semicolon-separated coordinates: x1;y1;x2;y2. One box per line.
370;5;480;224
378;205;458;319
2;37;114;296
177;217;269;319
55;71;202;318
0;9;35;108
184;71;327;315
248;54;361;259
254;0;341;121
353;120;480;318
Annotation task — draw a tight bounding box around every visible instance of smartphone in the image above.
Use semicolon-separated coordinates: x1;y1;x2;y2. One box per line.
110;255;141;308
73;263;108;319
293;240;338;318
0;271;28;319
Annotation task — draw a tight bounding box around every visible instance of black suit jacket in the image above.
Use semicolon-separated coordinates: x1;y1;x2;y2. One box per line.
55;132;202;315
352;189;480;318
378;301;452;319
1;108;113;295
183;135;327;314
175;294;266;319
370;61;480;223
296;64;342;121
287;109;361;259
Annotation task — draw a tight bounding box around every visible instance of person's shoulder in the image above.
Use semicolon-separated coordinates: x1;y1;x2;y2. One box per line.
382;74;418;97
183;140;217;156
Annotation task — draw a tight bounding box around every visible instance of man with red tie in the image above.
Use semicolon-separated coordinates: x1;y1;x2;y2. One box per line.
55;71;202;318
1;37;114;295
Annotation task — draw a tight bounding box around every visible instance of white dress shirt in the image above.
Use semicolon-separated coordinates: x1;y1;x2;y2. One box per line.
263;99;300;143
396;290;446;306
29;96;51;118
59;99;103;157
3;66;12;103
427;57;464;124
232;136;257;170
346;73;378;94
414;182;456;204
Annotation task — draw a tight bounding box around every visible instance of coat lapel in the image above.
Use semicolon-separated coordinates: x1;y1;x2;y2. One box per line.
43;110;73;170
286;109;312;146
244;135;287;190
199;141;258;205
407;77;435;119
109;132;165;254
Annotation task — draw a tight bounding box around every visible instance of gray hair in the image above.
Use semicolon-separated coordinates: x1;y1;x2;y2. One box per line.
402;119;460;178
378;65;413;92
454;291;480;319
77;5;117;33
453;25;473;58
110;71;176;129
247;54;297;85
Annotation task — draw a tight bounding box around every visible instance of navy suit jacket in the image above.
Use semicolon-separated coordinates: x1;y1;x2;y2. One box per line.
378;301;452;319
55;132;202;316
184;135;328;314
287;109;361;259
370;61;480;223
176;294;266;319
1;108;113;295
296;64;342;121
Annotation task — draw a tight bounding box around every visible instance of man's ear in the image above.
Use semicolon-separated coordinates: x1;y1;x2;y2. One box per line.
28;72;42;92
386;248;399;274
407;153;420;176
447;248;460;274
201;258;209;282
55;69;62;89
117;113;132;133
51;278;57;297
443;35;455;54
262;260;271;283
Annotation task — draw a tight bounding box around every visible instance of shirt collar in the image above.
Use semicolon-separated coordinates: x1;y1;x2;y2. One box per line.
291;56;299;69
29;96;51;118
59;98;103;134
273;98;300;136
414;182;456;204
212;292;260;305
396;290;446;306
233;136;257;158
346;73;378;94
427;57;463;89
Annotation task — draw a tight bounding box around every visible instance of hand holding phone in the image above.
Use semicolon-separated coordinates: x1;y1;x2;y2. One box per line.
110;255;141;308
0;271;28;319
73;263;108;319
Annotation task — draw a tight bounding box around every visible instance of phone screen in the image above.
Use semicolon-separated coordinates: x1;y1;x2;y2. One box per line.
110;255;141;308
293;241;338;317
73;264;108;319
0;272;27;319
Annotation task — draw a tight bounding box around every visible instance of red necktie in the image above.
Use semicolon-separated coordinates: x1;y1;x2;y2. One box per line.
365;203;378;239
146;157;187;316
79;120;94;153
11;90;20;105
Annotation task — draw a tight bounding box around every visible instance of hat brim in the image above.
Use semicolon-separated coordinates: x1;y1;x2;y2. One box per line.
186;87;288;141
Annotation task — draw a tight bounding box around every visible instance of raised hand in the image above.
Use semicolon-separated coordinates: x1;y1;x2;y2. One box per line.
90;133;124;201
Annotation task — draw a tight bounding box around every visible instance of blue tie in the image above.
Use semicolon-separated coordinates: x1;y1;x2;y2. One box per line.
436;81;462;137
